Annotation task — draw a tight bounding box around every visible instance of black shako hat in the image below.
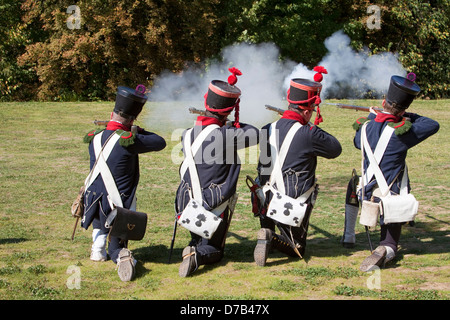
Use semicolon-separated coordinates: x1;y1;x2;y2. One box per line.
287;66;327;125
114;85;148;119
287;79;322;109
386;73;420;110
205;67;242;111
204;67;242;127
205;80;241;110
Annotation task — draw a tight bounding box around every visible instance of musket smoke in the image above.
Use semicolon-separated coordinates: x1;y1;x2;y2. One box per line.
286;30;407;99
147;30;406;131
148;42;295;130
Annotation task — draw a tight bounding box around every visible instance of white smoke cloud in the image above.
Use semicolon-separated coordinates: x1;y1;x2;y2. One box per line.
147;30;406;130
147;42;295;129
286;30;407;99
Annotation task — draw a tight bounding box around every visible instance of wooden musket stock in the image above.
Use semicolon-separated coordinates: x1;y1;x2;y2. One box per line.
324;103;383;113
93;120;109;126
325;102;411;125
96;104;381;126
265;104;285;115
188;107;206;116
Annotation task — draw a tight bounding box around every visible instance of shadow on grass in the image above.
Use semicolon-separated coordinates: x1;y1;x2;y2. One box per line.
0;238;27;245
130;217;449;279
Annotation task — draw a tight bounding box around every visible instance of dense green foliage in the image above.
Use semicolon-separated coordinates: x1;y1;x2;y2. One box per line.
1;0;448;101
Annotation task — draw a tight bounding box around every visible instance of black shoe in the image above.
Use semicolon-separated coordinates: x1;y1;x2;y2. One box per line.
179;246;198;277
342;241;355;249
254;228;273;266
360;246;386;272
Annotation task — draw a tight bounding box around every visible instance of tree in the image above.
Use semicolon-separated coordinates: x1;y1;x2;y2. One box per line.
0;0;45;100
236;0;348;68
343;0;449;98
2;0;448;100
233;0;449;98
17;0;224;100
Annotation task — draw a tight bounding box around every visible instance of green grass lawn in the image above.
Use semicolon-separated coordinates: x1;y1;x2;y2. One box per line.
0;99;448;300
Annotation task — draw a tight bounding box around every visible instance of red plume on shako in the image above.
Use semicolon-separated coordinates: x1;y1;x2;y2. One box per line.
313;66;328;83
227;67;242;86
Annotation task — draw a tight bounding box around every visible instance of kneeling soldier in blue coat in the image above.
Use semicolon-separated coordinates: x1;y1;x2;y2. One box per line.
253;67;342;265
174;68;259;277
82;85;166;281
341;74;439;271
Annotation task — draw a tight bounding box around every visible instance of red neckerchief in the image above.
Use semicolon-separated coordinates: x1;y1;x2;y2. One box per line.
106;121;131;131
195;116;225;127
374;112;402;123
281;110;308;125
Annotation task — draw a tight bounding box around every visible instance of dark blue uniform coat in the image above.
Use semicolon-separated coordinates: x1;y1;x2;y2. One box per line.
82;128;166;233
256;110;342;256
258;111;342;197
175;116;259;264
354;112;440;200
175;117;259;214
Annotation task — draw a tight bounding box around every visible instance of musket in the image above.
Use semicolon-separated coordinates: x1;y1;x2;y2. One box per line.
221;194;238;251
168;215;178;263
265;104;285;115
366;226;374;253
188;107;206;116
94;120;109;126
71;217;79;241
325;103;411;122
324;103;382;113
189;107;233;123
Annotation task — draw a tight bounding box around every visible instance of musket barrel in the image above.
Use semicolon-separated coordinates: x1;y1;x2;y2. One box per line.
188;107;206;116
324;103;382;112
93;120;109;126
189;107;233;123
265;104;285;115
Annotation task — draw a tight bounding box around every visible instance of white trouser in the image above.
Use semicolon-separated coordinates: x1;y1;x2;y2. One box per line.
91;228;107;254
343;204;359;243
